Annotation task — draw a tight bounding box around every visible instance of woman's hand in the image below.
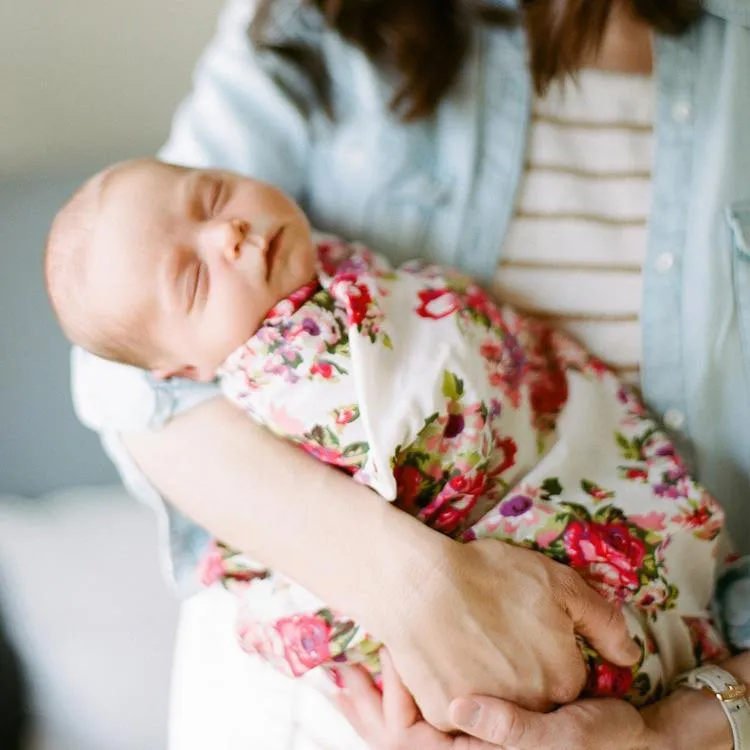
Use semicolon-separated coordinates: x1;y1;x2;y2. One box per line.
336;657;662;750
336;650;497;749
376;537;639;729
449;695;662;750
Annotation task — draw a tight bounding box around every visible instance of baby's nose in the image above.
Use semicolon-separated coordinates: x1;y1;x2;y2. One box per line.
222;219;249;261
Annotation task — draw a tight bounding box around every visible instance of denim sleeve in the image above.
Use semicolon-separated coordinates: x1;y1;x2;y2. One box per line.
157;0;312;198
71;348;216;593
715;555;750;651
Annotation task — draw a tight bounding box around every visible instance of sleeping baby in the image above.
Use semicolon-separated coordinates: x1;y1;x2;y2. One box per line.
45;157;732;707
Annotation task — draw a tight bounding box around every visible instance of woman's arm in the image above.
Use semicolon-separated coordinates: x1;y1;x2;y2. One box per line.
123;397;638;729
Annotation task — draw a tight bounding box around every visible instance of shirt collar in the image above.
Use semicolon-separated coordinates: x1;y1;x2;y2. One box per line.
702;0;750;26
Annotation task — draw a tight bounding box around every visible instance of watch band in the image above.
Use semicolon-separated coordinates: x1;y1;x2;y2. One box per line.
675;665;750;750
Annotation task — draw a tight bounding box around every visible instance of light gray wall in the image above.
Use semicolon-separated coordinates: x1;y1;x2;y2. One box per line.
0;0;224;494
0;170;118;495
0;0;223;176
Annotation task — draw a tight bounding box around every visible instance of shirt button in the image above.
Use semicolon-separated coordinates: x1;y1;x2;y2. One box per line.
672;100;692;124
654;252;675;273
664;409;686;431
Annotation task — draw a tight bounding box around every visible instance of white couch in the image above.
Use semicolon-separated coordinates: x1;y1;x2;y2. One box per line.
0;485;180;750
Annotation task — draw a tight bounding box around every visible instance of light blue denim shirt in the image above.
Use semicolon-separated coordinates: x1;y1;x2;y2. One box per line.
72;0;750;594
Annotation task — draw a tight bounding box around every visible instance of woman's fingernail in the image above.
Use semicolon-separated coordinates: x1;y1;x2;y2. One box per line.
450;698;481;728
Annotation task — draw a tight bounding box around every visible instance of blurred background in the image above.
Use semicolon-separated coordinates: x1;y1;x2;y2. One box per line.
0;0;223;747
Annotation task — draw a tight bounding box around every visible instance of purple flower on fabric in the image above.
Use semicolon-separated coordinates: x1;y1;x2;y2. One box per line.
444;414;465;438
301;318;320;336
500;495;533;517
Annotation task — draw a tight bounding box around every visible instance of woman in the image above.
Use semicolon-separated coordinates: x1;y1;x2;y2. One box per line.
72;0;750;747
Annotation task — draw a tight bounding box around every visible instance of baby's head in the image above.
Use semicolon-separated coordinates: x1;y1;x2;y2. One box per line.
45;158;316;380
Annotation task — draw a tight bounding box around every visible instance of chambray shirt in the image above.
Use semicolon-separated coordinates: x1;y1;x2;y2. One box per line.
72;0;750;592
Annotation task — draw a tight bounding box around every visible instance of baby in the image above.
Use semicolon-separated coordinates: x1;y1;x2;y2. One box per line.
46;158;731;707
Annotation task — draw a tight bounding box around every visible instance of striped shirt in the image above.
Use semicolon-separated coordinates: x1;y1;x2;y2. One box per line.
492;69;654;383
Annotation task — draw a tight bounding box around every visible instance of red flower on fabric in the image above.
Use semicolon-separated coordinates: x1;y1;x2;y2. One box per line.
334;406;358;426
587;660;635;698
416;288;460;319
562;520;647;599
301;442;345;466
276;614;332;676
433;503;475;535
681;505;712;529
347;284;372;326
464;286;495;319
624;467;649;482
331;273;373;326
529;369;568;419
479;341;503;361
448;473;487;495
493;436;518;476
395;464;425;509
310;361;334;379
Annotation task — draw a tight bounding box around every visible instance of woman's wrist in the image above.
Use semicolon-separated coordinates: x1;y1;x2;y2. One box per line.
641;685;733;750
349;502;452;635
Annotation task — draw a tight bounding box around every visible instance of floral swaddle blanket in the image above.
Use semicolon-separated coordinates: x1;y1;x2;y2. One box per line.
205;235;729;705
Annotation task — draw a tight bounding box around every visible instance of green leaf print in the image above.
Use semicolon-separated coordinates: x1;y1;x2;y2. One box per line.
631;672;652;698
342;442;370;458
442;371;465;401
541;477;563;499
581;479;616;504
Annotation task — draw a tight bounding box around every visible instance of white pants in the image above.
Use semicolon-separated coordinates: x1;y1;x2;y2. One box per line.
168;586;367;750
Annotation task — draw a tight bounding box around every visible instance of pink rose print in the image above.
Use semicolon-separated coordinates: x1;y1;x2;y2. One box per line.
276;614;333;676
334;405;360;427
300;442;347;467
683;616;729;664
263;281;320;322
197;544;225;587
416;288;460;320
563;520;647;600
632;578;673;616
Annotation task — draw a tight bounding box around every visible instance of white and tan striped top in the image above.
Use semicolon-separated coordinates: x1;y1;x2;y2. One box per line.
493;69;655;383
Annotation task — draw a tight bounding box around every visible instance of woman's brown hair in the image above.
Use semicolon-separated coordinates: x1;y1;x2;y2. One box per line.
251;0;701;121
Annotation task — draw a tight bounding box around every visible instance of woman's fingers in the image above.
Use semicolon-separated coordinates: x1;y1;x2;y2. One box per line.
557;569;640;667
380;649;420;729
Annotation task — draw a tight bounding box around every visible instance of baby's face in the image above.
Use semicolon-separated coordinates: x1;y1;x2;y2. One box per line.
86;160;316;379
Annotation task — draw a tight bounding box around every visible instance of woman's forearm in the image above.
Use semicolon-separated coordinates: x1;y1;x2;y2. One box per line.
645;651;750;750
121;396;441;626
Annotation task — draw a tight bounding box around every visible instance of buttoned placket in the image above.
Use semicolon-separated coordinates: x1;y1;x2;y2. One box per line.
640;31;700;457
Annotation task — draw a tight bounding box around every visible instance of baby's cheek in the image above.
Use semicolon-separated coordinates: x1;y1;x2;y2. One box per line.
221;293;264;350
